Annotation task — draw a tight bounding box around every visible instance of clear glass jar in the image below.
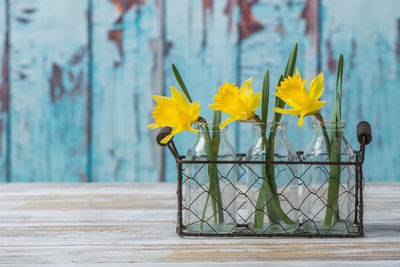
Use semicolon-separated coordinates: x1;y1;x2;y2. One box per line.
246;122;298;234
184;122;237;233
302;121;356;234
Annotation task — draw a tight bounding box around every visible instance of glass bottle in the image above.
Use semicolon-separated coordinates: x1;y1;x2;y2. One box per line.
184;122;237;234
246;122;298;234
302;121;356;234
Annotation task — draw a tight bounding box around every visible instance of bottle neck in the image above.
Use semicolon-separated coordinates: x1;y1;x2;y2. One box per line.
313;121;345;137
195;123;227;137
252;122;285;138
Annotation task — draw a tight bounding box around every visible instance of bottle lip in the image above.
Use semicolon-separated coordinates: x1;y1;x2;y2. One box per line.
312;120;346;127
192;121;228;130
248;121;287;127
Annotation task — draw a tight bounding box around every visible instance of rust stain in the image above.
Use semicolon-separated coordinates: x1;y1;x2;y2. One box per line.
201;0;213;48
301;0;319;52
0;32;9;155
166;41;173;56
326;39;336;73
109;148;115;157
18;72;27;79
110;0;146;23
239;0;263;41
70;46;87;65
71;70;84;96
22;8;37;14
108;29;123;58
396;19;400;62
108;0;146;66
16;17;30;23
224;0;235;33
275;25;282;32
49;64;66;103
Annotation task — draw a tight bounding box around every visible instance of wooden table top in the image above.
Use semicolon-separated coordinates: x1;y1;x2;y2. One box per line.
0;182;399;266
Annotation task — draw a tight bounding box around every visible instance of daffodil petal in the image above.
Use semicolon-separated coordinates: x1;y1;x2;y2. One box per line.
170;86;189;110
210;82;239;111
189;102;201;121
187;123;199;133
311;100;326;110
151;97;178;127
219;116;239;129
239;77;253;98
273;107;301;116
310;72;324;100
249;92;262;111
298;111;308;126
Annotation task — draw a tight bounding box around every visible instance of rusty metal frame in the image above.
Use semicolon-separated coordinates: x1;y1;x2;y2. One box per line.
157;122;371;238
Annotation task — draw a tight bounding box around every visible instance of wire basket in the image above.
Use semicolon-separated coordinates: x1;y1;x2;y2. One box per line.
156;121;372;237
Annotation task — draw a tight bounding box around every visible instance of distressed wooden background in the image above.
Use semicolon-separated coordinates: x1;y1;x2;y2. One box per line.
0;0;399;182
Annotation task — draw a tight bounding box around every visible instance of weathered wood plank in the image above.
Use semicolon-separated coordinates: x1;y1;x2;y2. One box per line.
9;0;89;182
320;0;400;182
238;0;317;154
164;0;240;181
0;1;8;182
0;182;398;265
91;0;163;182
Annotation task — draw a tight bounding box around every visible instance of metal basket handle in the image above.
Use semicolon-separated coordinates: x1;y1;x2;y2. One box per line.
156;127;180;159
156;127;173;146
357;121;372;145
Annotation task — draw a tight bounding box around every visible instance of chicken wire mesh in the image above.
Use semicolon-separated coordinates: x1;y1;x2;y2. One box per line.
156;122;370;238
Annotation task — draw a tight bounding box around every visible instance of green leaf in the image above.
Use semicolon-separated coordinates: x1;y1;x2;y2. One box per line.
332;54;344;123
273;43;298;118
171;64;193;103
261;69;270;124
273;75;285;123
338;55;344;122
284;43;298;79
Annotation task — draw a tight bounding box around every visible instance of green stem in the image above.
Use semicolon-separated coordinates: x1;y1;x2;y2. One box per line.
324;128;342;228
200;193;210;230
203;129;224;224
253;126;295;229
314;113;331;154
199;112;224;225
314;113;341;228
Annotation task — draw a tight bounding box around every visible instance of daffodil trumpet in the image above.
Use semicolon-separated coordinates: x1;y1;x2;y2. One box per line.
148;86;201;144
209;78;262;129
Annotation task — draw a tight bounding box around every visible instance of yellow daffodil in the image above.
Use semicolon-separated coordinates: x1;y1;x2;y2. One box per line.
273;69;326;126
209;78;262;129
148;86;200;143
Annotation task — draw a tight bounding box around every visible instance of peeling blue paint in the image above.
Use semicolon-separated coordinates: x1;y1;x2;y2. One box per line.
0;0;398;182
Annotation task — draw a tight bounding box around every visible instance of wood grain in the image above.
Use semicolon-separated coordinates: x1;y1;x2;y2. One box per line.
90;0;164;182
0;182;399;265
9;0;89;182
